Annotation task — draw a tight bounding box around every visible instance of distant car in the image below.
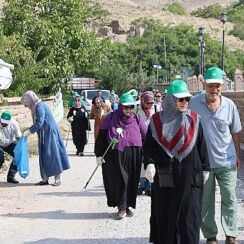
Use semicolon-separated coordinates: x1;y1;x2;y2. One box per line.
80;89;111;112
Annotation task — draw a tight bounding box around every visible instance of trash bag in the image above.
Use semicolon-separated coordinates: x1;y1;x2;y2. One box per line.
13;136;30;178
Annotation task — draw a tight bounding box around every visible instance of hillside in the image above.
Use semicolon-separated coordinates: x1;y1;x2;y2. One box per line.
97;0;244;52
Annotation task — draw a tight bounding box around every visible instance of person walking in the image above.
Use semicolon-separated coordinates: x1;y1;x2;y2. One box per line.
95;93;147;220
154;91;163;112
67;95;90;156
136;91;155;196
91;97;111;140
110;90;119;111
189;67;242;244
0;110;22;184
21;90;70;186
143;79;210;244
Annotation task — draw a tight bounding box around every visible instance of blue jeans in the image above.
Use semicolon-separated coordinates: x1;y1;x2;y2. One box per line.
0;143;17;179
139;177;151;191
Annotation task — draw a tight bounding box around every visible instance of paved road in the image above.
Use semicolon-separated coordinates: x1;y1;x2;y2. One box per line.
0;121;244;243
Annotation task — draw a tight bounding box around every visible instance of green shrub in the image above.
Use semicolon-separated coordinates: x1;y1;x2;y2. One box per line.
191;4;223;19
227;3;244;23
168;3;187;16
229;22;244;40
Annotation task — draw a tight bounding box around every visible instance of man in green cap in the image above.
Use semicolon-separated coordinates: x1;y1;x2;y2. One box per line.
0;110;22;184
189;67;242;244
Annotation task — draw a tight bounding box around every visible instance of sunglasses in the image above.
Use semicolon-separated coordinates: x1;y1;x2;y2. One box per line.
123;105;135;110
146;102;154;105
75;99;80;101
178;97;191;102
155;96;161;98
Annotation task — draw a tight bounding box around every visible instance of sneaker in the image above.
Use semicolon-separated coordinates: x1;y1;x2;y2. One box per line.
126;208;134;217
35;181;49;186
76;151;79;155
225;236;236;244
7;178;19;184
79;152;84;156
114;210;126;220
206;237;217;244
137;187;144;195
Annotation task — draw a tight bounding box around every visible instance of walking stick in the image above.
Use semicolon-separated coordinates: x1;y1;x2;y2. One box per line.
82;137;119;191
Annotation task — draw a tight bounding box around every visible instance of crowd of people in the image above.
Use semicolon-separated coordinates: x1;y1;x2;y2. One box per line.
0;66;242;244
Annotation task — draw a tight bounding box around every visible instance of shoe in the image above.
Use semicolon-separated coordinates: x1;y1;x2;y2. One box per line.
114;210;126;220
137;187;144;195
7;178;19;184
126;208;134;217
76;151;79;155
53;181;61;186
79;152;84;156
225;236;236;244
206;237;217;244
145;190;151;196
35;181;49;186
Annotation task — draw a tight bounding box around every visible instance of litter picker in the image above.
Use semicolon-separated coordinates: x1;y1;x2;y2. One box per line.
82;136;119;191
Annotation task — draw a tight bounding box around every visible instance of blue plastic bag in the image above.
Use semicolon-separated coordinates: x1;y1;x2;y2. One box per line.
13;136;30;178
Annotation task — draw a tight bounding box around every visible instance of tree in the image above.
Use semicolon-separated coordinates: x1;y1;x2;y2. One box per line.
1;0;110;95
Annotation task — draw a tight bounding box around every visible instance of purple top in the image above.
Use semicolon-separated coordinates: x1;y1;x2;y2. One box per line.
100;105;147;152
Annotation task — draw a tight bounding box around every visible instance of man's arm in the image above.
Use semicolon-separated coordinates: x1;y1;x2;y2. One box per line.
232;133;241;170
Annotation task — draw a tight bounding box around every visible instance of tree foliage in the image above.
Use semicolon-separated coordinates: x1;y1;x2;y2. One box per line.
191;4;223;19
0;0;110;95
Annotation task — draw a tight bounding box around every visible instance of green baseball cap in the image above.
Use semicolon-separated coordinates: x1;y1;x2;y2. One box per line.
119;93;135;106
1;110;12;124
204;67;223;84
165;79;192;98
111;90;115;94
130;90;138;97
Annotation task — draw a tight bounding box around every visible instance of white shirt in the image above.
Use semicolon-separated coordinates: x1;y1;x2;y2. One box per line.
0;119;22;147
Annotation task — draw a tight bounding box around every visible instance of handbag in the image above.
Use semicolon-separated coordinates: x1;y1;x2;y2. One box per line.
157;160;175;188
13;136;30;178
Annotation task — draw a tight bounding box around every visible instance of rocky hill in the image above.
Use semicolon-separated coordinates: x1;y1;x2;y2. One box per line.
97;0;244;52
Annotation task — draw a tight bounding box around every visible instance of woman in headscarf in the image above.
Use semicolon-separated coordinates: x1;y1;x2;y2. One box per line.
136;91;155;196
143;80;210;244
95;93;147;220
21;90;70;186
91;97;111;140
67;94;90;156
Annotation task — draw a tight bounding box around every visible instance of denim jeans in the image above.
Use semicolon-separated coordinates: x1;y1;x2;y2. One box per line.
0;143;17;179
139;177;151;191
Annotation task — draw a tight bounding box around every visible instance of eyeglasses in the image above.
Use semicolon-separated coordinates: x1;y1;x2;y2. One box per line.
146;102;154;105
75;99;80;101
123;105;135;110
178;97;191;102
155;96;161;98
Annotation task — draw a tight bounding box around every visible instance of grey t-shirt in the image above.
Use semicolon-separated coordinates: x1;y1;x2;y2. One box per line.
189;93;242;168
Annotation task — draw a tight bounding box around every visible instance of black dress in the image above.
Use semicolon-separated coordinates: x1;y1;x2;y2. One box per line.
143;123;210;244
95;129;142;211
67;107;89;154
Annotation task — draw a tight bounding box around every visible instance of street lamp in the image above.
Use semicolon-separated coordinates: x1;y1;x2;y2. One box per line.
220;12;227;71
153;64;162;84
197;27;205;76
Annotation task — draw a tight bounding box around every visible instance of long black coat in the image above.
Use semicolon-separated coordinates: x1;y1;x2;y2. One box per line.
95;129;142;210
67;107;89;152
143;123;209;244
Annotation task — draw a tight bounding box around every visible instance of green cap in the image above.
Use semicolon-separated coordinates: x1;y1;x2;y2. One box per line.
130;90;138;96
111;90;115;95
73;92;80;97
1;110;12;124
119;93;135;106
204;67;223;84
165;79;192;98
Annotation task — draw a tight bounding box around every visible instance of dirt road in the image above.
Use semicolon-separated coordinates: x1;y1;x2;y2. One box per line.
0;120;244;243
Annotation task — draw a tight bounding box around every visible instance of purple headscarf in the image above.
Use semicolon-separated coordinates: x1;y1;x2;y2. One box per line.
100;104;147;152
